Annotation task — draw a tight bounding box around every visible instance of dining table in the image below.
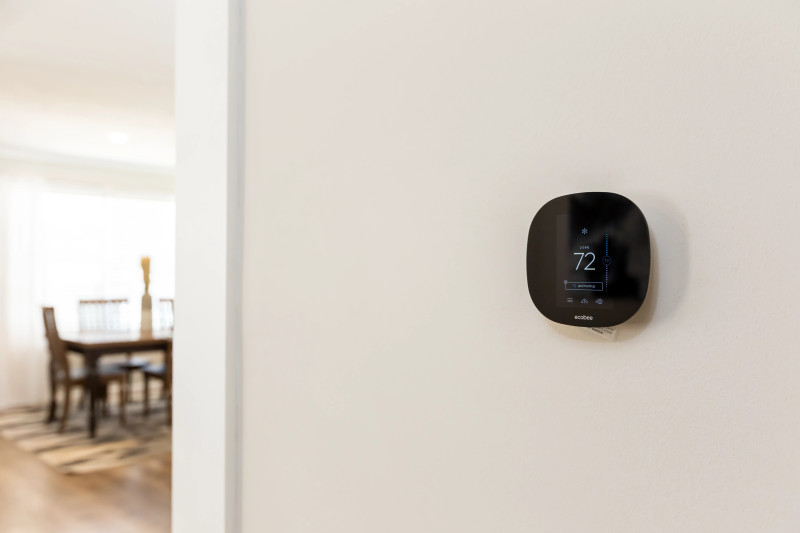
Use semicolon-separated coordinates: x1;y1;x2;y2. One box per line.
60;329;172;438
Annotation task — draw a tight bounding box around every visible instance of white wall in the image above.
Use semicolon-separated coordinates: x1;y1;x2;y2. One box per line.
174;0;241;531
240;1;800;531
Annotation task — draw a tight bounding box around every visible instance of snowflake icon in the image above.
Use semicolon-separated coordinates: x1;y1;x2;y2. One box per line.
581;228;588;235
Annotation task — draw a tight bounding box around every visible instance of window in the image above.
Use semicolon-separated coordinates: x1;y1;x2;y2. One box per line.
39;191;175;331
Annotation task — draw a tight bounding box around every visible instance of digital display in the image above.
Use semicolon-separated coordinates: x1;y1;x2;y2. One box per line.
527;192;650;327
555;214;614;309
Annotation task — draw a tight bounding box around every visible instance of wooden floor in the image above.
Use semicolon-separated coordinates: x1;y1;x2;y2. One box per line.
0;437;170;533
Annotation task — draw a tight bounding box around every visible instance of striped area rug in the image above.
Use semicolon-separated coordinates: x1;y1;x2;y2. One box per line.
0;403;170;475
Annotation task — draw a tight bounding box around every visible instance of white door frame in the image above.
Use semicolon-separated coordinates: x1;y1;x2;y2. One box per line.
174;0;243;531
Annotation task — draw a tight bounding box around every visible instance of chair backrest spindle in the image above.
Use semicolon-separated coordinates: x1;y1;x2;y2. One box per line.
158;298;174;330
78;299;129;332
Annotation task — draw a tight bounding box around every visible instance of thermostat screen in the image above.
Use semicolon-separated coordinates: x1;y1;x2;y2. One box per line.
556;214;614;309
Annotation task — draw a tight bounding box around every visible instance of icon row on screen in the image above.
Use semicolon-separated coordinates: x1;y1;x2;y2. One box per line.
566;298;604;305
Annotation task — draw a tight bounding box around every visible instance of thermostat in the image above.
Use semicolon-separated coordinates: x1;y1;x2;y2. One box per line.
526;192;650;327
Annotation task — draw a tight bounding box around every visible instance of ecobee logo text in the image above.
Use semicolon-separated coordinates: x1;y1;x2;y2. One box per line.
574;315;594;321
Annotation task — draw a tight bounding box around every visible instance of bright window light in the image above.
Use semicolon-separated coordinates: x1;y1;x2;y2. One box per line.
107;131;130;145
39;191;175;331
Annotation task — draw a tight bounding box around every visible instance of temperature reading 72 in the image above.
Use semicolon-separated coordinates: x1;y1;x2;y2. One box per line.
573;252;596;270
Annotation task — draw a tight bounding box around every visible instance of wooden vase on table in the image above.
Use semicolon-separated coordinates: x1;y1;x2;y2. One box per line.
141;256;152;333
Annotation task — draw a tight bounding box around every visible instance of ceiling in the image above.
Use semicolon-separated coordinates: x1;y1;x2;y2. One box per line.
0;0;175;170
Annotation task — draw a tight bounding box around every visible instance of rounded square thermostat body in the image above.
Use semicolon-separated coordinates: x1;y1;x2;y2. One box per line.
527;192;650;327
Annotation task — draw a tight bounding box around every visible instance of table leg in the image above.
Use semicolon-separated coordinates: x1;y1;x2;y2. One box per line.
166;341;172;427
86;352;99;438
46;360;57;423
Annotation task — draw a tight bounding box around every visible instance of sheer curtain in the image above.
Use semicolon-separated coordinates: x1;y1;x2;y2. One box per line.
0;175;175;409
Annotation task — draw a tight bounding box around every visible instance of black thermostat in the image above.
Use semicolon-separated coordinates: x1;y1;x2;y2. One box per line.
527;192;650;327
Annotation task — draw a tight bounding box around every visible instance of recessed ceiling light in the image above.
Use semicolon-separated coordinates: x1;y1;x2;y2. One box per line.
107;132;130;145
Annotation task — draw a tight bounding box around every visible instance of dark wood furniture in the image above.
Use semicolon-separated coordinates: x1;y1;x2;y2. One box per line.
78;299;150;398
60;329;172;438
42;308;129;433
143;363;168;418
147;299;173;416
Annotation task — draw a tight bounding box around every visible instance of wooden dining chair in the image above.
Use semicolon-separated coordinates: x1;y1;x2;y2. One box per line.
144;299;173;425
42;307;129;433
78;299;129;332
158;298;174;330
78;299;149;399
142;362;171;423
